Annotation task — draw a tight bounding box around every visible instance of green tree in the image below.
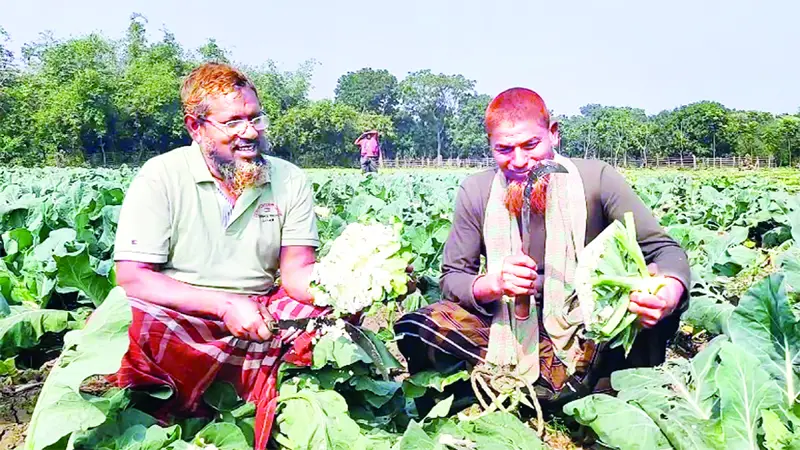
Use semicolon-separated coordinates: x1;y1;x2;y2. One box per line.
270;100;393;167
27;34;120;165
590;106;647;164
398;70;475;159
0;26;15;87
246;60;315;120
726;110;775;157
663;102;731;158
123;13;148;62
197;38;229;63
334;68;398;115
114;17;190;165
762;115;800;166
446;94;490;158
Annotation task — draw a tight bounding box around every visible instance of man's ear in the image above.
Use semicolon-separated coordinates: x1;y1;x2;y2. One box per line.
184;115;203;142
549;120;561;148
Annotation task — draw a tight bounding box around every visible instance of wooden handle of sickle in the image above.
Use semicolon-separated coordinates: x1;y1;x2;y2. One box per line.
515;295;531;320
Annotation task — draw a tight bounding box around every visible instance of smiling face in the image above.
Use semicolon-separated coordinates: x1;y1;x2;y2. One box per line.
489;119;559;183
186;86;271;195
485;87;559;216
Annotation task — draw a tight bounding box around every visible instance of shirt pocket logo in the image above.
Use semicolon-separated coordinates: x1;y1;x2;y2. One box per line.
254;203;281;222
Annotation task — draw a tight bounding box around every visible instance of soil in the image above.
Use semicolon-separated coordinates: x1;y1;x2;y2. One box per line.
0;361;116;450
0;382;41;450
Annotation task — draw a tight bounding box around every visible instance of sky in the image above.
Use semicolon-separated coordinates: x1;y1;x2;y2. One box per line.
1;0;798;117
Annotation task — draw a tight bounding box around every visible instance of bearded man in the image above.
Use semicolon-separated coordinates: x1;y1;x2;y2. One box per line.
109;63;326;449
394;87;690;416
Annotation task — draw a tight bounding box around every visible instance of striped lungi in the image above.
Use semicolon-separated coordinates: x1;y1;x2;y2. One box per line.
394;300;607;410
106;288;328;450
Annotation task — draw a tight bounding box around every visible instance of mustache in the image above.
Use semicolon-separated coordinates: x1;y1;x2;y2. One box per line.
232;139;259;150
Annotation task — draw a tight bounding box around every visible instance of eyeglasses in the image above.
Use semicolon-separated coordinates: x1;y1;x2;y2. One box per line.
200;113;269;136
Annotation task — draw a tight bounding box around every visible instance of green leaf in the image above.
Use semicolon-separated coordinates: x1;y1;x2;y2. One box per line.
458;412;544;450
23;287;132;450
761;410;799;450
402;370;470;399
727;273;800;408
274;388;361;450
53;247;113;306
563;394;672;449
348;376;401;408
716;341;783;449
0;306;73;358
107;423;181;450
188;422;250;450
31;228;77;266
397;420;440;450
2;228;33;256
681;296;734;335
610;336;726;450
312;334;371;369
202;381;242;413
425;395;453;420
236;417;256;448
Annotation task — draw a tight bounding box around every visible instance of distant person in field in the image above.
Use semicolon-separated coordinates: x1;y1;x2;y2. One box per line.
355;129;381;173
109;62;327;449
394;87;690;416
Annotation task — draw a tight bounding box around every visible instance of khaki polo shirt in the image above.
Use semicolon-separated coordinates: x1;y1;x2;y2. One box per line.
114;142;319;295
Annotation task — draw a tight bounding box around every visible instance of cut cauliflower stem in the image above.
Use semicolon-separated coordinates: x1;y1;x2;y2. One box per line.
310;222;412;317
313;205;331;219
311;319;352;344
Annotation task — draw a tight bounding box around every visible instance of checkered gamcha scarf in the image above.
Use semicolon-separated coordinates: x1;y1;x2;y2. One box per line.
482;154;588;384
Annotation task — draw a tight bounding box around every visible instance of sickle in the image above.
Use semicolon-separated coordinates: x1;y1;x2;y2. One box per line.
515;161;569;320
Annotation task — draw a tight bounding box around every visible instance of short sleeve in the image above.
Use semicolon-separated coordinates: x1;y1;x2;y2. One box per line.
114;162;172;263
280;173;319;247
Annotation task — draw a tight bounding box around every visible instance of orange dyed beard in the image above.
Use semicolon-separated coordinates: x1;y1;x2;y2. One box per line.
504;175;550;217
202;137;270;198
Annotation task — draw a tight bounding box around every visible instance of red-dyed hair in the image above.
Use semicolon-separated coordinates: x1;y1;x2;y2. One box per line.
485;87;550;136
180;62;259;118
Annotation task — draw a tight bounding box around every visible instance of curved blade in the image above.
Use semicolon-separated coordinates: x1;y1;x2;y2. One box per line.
344;323;390;380
523;161;568;201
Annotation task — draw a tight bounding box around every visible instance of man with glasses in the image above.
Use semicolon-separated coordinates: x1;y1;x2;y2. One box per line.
109;62;327;449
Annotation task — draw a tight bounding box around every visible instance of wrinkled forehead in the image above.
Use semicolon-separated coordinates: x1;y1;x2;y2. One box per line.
488;120;549;147
204;87;261;118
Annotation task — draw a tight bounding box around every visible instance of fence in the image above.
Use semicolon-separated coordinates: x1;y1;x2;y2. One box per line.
86;151;776;170
380;155;776;170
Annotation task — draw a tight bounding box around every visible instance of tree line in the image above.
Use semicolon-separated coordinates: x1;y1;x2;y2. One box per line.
1;15;799;168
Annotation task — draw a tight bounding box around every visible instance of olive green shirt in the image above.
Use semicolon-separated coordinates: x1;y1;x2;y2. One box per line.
114;142;319;295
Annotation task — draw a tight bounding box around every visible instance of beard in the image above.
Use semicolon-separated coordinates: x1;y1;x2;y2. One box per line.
504;174;550;217
201;136;271;197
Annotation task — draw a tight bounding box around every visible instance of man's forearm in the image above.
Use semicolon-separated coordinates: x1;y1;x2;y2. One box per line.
116;264;233;320
281;263;314;304
278;246;318;305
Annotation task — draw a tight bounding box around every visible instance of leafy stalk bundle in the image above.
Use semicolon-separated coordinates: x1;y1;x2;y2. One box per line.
575;212;668;355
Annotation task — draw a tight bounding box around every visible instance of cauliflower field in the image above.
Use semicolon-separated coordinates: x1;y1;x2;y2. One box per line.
0;167;798;449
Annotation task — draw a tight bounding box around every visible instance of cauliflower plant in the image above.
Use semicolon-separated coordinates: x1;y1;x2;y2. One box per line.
310;221;412;317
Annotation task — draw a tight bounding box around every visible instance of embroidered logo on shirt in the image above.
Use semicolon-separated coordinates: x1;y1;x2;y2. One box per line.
254;203;281;222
